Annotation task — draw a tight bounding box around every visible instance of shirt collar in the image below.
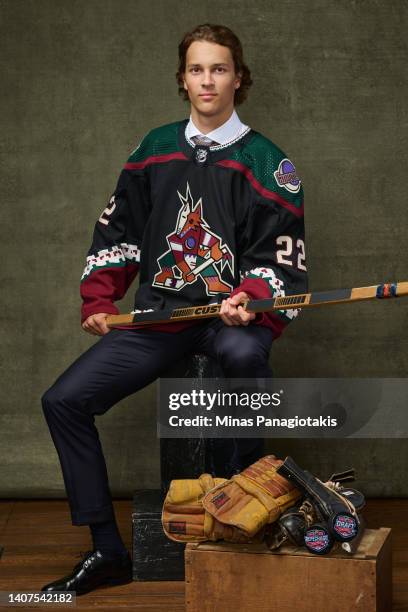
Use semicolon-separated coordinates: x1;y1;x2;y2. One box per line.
185;109;249;146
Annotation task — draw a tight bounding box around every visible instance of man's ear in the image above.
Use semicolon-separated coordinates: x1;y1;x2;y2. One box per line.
234;71;242;90
182;75;188;91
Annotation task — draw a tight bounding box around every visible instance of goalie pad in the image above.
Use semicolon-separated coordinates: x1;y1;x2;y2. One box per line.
201;455;302;537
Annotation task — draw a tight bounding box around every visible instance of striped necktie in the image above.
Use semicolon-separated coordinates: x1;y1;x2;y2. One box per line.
191;135;218;147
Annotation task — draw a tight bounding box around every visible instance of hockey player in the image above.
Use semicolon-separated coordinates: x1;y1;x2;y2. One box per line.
41;23;307;595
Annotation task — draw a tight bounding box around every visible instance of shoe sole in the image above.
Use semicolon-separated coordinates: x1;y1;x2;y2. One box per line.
76;574;133;596
105;574;133;586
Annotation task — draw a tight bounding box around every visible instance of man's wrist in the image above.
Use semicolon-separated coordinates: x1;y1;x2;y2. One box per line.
81;304;119;325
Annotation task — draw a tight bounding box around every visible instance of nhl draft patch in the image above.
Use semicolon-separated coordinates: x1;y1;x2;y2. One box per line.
274;158;301;194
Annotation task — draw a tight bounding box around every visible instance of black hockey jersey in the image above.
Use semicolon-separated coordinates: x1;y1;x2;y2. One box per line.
80;119;307;338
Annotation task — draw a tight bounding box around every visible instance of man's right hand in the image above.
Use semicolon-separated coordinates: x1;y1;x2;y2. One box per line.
81;313;111;336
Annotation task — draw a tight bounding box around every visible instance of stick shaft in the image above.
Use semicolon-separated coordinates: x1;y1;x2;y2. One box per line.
106;281;408;327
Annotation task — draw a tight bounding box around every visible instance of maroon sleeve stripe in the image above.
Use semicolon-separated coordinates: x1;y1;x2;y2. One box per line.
124;152;188;170
216;159;304;218
80;263;139;323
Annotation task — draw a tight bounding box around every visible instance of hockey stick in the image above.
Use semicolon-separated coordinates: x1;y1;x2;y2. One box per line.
105;281;408;328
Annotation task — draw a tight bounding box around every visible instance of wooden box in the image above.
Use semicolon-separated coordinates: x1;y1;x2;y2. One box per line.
132;489;185;581
185;528;392;612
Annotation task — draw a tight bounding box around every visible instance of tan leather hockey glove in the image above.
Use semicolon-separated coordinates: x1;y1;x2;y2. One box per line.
162;472;264;544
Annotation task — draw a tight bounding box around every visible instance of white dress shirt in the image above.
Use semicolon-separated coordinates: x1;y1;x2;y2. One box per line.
185;109;250;147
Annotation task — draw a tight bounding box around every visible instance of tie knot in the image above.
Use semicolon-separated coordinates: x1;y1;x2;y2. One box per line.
192;134;217;147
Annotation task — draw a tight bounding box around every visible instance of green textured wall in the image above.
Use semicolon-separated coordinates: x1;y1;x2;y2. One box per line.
1;0;407;498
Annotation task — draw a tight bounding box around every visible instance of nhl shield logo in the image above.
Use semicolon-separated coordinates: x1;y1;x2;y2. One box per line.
195;147;208;163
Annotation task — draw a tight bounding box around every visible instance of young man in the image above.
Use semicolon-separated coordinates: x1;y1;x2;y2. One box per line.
41;24;307;595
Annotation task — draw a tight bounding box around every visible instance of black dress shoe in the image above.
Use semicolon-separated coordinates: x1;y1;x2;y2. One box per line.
41;549;132;596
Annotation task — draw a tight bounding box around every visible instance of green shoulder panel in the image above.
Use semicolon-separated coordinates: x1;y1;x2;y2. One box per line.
229;132;303;206
127;121;183;163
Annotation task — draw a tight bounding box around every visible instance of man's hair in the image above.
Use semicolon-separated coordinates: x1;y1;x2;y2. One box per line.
176;24;253;105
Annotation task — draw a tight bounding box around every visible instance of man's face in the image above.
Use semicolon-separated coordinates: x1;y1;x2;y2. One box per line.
183;41;241;118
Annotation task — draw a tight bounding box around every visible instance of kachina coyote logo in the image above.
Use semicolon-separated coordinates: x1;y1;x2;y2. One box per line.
153;183;234;295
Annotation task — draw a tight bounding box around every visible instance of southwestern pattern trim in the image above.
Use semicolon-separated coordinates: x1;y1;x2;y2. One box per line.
81;243;141;281
244;267;300;321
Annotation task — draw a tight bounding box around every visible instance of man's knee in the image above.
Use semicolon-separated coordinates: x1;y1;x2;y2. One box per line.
41;384;81;419
216;339;265;374
215;327;273;376
41;386;58;412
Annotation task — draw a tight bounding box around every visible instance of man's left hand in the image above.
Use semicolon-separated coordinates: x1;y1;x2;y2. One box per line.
220;292;256;326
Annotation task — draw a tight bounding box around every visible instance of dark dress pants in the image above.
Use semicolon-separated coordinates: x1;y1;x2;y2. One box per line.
41;319;273;525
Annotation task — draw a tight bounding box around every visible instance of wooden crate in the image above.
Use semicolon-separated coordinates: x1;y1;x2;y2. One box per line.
185;528;392;612
132;489;185;581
